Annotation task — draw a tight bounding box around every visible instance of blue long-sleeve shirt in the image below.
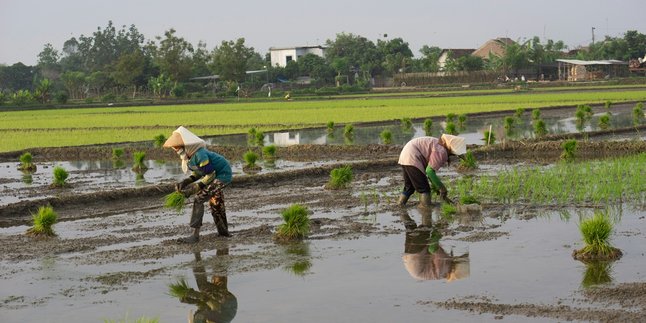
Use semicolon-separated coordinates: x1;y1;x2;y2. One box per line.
188;148;232;185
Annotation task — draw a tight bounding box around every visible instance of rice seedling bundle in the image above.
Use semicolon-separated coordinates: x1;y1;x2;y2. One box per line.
445;122;458;135
534;119;548;137
483;130;496;145
276;204;310;241
328;165;353;189
19;152;36;171
243;150;259;167
153;134;166;148
263;144;277;160
26;206;57;237
573;211;622;261
164;191;186;213
380;129;393;144
598;113;611;130
112;148;124;159
532;108;541;121
344;124;354;137
423;119;433;136
132;151;148;171
326;121;335;133
52;166;68;187
400;117;412;130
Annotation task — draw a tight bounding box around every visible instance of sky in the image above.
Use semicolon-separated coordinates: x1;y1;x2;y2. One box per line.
1;0;645;66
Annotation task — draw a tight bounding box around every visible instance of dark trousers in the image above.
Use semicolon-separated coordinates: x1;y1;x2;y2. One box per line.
401;165;430;197
189;180;227;229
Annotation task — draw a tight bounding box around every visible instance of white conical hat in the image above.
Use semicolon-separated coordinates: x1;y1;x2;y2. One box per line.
441;134;466;155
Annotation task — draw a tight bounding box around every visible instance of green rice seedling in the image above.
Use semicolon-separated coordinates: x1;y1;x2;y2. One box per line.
444;121;458;135
326;121;335;133
441;202;457;216
262;144;277;161
255;131;265;147
153;134;166;148
573;211;622;261
459;195;480;205
483;130;496;145
458;151;478;171
633;102;644;126
457;114;467;129
344;124;354;138
598;113;611;130
445;113;457;123
168;278;191;299
243;150;260;169
514;107;525;120
247;127;257;145
104;315;160;323
533;119;548;138
581;261;612;288
604;100;612;110
400;117;412;130
560;139;577;161
26;206;57;237
19;152;36;171
164;191;186;214
503;116;515;136
423;118;433;136
327;165;353;189
52;166;68;187
380;129;393;144
132;151;148;172
275;204;310;241
531;108;541;121
112;147;124;160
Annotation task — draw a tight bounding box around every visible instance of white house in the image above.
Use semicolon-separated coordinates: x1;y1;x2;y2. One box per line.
269;45;326;67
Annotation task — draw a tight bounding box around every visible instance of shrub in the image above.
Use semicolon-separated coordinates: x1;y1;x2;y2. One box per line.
19;152;36;171
263;144;277;160
52;166;68;187
54;91;68;104
423;119;433;136
164;191;186;214
327;165;353;189
380;129;393;144
26;206;58;237
483;130;496;145
534;119;548;138
444;121;458;135
561;139;577;161
153;134;166;148
275;204;310;241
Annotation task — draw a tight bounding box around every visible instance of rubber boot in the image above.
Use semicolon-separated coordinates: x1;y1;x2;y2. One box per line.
418;193;433;209
178;227;200;244
397;194;410;207
214;213;231;237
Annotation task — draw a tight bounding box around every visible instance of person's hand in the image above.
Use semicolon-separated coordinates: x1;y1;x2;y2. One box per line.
175;178;194;192
181;182;201;198
439;187;454;205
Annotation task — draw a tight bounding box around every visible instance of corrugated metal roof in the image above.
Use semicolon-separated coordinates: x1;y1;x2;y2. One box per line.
556;59;627;65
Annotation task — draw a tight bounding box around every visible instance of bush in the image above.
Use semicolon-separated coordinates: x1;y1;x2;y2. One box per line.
54;91;69;104
327;165;353;189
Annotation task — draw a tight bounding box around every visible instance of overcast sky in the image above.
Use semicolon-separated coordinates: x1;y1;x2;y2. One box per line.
1;0;645;66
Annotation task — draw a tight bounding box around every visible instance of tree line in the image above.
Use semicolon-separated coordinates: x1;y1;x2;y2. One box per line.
0;21;644;106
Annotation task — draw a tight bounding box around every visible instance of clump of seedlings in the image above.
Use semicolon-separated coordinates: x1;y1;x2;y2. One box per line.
243;150;261;172
531;108;541;121
575;104;593;132
459;195;480;205
164;191;186;214
423;118;433;136
26;205;57;237
441;202;457;216
326;121;335;133
131;151;148;172
112;147;124;160
503;116;515;136
604;100;612;110
343;124;354;138
380;129;393;144
18;152;37;172
326;165;353;189
633;102;644;126
262;144;277;161
457;151;478;171
560;139;577;161
51;166;69;187
514;107;525;121
581;261;612;288
400;117;412;130
572;211;622;262
247;127;258;145
168;278;191;299
533;119;548;138
457;114;467;129
444;121;458;135
446;113;457;123
275;204;310;242
483;130;496;145
153;134;166;148
598;113;611;130
255;131;265;147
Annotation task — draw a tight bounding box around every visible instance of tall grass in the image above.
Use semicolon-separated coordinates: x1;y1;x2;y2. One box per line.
453;153;646;205
327;165;353;189
26;206;57;236
423;118;433;136
275;204;310;241
52;166;68;187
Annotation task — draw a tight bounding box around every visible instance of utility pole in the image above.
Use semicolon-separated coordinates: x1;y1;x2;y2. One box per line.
592;27;596;45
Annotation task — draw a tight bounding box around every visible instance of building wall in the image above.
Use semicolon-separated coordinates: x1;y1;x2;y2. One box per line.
270;47;325;67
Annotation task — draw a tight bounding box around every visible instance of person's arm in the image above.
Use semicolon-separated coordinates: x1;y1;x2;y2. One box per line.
425;166;445;192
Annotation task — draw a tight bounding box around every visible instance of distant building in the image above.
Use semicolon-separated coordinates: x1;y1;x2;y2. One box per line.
269;45;326;67
472;38;516;59
438;49;475;70
556;59;629;81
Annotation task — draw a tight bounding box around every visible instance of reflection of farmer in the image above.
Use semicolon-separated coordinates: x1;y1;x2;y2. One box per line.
180;250;238;323
163;126;233;243
400;208;469;281
397;135;467;207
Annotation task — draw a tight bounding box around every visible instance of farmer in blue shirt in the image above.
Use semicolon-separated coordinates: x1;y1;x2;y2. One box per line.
164;126;233;243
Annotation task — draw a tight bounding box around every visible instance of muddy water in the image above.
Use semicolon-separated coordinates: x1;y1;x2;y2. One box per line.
1;204;644;322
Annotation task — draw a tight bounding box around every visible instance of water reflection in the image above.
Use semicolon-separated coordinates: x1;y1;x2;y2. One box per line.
21;171;34;185
282;242;313;276
581;261;614;288
169;250;237;323
400;208;470;281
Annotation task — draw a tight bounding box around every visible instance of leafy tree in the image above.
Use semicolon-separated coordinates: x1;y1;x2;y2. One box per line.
456;55;484;71
377;37;413;75
0;63;35;91
415;45;442;72
501;41;530;75
37;43;61;80
113;50;145;97
153;28;194;83
210;38;258;82
34;78;53;103
60;71;86;99
190;41;211;78
325;33;382;79
298;53;334;82
624;30;646;59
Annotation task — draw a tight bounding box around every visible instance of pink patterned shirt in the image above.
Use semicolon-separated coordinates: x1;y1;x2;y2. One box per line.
398;137;448;174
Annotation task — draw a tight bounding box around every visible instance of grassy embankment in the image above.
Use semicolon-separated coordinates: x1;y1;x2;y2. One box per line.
1;89;645;152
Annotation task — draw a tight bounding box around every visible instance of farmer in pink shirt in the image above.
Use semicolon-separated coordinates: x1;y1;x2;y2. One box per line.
397;134;466;207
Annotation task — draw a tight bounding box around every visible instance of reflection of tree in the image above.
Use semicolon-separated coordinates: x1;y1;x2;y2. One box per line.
282;242;313;276
400;209;469;281
169;249;237;323
581;261;613;288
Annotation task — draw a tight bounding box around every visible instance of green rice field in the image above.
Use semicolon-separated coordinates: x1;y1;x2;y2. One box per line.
2;88;646;152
